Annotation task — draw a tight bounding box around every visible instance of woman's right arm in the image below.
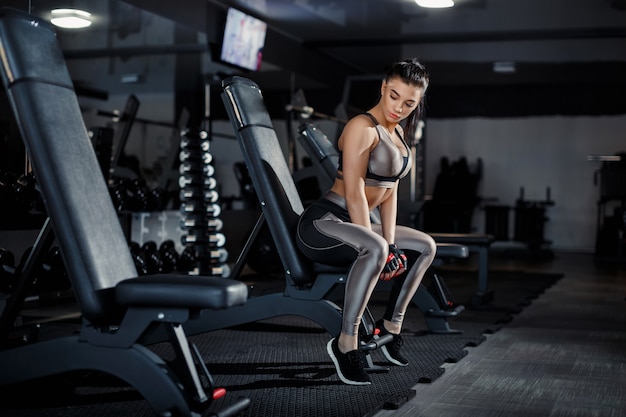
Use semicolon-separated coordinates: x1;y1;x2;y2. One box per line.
339;119;376;228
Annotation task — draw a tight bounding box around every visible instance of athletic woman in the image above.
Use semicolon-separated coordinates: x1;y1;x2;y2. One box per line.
296;59;436;385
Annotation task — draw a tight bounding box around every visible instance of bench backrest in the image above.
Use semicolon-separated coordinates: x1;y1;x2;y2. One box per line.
297;121;383;224
297;122;339;194
0;8;138;324
221;76;316;286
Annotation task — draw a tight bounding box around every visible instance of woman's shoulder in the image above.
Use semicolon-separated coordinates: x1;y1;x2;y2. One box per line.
343;117;376;138
344;113;377;132
338;115;377;149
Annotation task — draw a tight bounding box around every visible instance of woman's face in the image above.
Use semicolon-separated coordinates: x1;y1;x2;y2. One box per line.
380;76;423;124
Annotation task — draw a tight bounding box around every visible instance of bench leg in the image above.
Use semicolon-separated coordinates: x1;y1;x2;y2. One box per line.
471;246;494;306
412;283;464;334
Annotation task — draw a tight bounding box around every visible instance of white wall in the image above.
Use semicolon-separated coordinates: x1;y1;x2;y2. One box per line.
424;115;626;252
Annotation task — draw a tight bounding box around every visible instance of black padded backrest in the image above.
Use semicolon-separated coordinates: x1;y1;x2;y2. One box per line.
297;122;339;194
0;8;137;322
221;76;315;286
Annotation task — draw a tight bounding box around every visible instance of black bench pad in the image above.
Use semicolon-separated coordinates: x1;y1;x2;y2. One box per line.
116;275;248;310
431;233;495;246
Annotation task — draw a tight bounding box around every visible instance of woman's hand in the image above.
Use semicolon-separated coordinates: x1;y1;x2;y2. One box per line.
389;244;407;277
380;244;407;281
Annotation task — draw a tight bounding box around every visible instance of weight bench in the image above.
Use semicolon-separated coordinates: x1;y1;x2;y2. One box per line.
297;121;496;307
0;8;249;416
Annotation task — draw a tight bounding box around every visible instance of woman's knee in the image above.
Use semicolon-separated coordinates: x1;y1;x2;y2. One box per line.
396;226;437;255
424;234;437;257
356;233;388;270
370;235;389;262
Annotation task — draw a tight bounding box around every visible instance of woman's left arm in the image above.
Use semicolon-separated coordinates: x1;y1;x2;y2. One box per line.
378;182;399;245
379;182;407;277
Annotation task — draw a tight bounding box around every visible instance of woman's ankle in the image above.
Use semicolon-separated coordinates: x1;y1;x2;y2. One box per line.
382;319;401;335
337;332;358;353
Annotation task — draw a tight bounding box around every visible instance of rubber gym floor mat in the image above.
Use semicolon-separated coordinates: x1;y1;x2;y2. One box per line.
432;269;564;327
0;271;562;417
0;316;483;417
192;316;486;417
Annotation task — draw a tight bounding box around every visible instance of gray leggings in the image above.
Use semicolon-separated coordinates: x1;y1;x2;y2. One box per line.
296;193;436;336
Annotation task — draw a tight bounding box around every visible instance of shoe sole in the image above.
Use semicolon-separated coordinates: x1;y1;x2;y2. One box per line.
326;339;371;386
380;343;409;367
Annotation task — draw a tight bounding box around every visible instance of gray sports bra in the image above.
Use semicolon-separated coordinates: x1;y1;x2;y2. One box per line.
337;113;412;188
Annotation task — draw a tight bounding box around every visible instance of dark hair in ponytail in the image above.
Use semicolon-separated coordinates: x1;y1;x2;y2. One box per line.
385;59;429;145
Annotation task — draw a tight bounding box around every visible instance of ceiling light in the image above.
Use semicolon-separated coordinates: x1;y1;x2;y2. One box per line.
50;9;92;29
415;0;455;8
493;61;516;73
121;74;144;84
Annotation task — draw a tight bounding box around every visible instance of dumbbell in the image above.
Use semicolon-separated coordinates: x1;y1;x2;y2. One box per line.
179;137;210;153
129;241;149;275
148;187;167;211
158;240;179;273
181;232;226;247
183;254;231;278
179;183;219;200
186;245;228;263
178;152;213;166
109;179;129;212
141;241;164;274
179;163;215;178
180;188;219;203
198;262;231;278
180;202;222;217
177;246;197;273
180;129;210;142
181;129;209;141
208;248;229;263
177;245;230;276
180;216;223;231
178;174;218;190
129;178;152;211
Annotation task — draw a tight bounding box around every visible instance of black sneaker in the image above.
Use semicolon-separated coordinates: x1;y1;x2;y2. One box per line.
377;325;409;367
326;338;371;385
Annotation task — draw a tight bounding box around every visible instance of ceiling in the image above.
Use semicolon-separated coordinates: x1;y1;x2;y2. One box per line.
5;0;626;118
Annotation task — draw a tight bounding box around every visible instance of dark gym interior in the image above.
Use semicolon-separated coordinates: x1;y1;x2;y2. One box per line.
0;1;625;416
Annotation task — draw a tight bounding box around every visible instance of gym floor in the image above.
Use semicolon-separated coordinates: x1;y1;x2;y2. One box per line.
372;248;626;417
2;241;625;417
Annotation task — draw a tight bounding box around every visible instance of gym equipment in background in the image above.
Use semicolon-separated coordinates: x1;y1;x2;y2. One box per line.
484;186;555;259
513;186;555;257
421;156;483;234
178;128;230;277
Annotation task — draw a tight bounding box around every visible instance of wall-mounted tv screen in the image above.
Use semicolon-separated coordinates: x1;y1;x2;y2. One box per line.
220;7;267;71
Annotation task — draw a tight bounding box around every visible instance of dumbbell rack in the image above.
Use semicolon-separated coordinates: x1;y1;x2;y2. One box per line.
178;129;229;276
